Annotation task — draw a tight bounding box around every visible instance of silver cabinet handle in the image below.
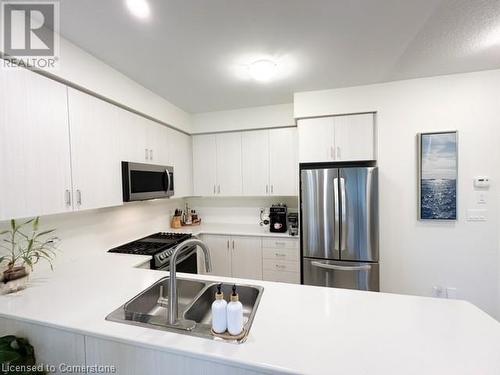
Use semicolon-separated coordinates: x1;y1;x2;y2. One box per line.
214;185;216;195
311;261;371;271
232;240;235;250
76;189;82;206
145;148;149;160
65;190;71;206
266;185;269;194
330;146;335;160
217;185;221;194
149;149;153;160
275;252;286;257
336;146;341;160
275;264;286;269
270;185;274;194
227;240;229;249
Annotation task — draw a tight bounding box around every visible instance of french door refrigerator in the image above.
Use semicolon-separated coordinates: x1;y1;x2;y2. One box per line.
300;166;379;291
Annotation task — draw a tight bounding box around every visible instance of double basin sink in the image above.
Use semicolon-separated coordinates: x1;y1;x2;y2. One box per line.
106;277;263;343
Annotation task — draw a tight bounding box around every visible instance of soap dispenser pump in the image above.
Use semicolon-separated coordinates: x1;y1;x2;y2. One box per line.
211;283;227;334
227;284;243;336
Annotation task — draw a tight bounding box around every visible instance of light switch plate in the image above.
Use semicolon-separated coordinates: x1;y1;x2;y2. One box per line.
475;191;487;204
466;209;487;221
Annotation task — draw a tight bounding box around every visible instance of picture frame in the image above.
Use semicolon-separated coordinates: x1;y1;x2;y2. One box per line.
418;131;458;220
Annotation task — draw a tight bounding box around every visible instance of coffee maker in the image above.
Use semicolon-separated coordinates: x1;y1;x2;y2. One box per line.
269;204;287;233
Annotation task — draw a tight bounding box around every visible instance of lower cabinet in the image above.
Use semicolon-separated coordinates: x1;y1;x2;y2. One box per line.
199;235;263;280
199;234;300;284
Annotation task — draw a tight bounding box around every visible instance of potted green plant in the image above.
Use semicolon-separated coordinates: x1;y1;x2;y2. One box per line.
0;218;59;294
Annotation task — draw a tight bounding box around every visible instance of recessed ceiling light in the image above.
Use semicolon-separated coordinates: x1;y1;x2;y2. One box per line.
126;0;151;20
248;59;278;82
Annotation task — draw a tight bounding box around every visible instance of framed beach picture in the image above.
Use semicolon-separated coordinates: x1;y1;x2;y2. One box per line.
418;131;458;220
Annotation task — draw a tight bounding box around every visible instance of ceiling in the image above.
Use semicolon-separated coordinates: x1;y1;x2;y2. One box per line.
57;0;500;113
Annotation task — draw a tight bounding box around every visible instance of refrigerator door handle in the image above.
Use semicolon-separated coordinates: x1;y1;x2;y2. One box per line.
311;261;371;271
334;177;340;252
340;177;347;252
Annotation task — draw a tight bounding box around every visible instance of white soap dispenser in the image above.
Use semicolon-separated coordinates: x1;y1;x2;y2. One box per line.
227;284;243;336
211;283;227;334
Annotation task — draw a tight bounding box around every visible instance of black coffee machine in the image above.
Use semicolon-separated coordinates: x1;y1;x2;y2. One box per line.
270;204;287;233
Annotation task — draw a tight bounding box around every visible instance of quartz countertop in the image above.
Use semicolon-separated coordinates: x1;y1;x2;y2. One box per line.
167;222;299;239
0;243;499;374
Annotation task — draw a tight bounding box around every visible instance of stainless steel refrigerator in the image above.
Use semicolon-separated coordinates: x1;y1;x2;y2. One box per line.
300;166;379;291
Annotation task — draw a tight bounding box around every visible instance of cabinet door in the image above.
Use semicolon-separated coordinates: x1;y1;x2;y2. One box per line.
0;67;72;220
199;235;231;276
146;121;169;165
216;133;242;196
333;113;375;161
119;110;149;163
68;88;123;211
231;236;263;280
167;129;192;198
297;117;335;162
192;135;217;196
269;128;298;196
241;130;269;196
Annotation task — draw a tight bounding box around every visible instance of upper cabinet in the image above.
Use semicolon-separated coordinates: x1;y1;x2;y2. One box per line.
269;128;298;196
167;129;193;198
68;88;123;211
192;134;217;196
0;66;73;220
194;127;298;197
298;113;375;163
192;133;242;196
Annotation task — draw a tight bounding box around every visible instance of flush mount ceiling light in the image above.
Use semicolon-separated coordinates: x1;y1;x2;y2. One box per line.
126;0;151;20
248;59;278;82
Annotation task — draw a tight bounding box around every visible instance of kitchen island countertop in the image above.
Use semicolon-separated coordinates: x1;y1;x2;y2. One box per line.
0;247;499;374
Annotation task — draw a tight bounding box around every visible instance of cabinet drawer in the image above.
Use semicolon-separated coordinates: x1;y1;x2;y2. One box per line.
263;269;300;284
262;246;299;262
262;238;299;250
263;259;300;273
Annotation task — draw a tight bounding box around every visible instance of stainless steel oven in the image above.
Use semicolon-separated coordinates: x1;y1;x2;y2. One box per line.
156;246;198;274
122;162;174;202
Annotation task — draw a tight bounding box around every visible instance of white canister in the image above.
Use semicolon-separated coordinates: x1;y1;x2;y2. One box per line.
211;284;227;334
227;285;243;336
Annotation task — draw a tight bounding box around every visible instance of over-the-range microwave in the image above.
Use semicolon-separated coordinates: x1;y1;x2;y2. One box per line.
122;162;174;202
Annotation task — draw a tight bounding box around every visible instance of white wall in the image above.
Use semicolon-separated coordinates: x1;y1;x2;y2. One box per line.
0;199;184;272
295;69;500;319
192;103;294;134
187;197;298;225
1;34;192;133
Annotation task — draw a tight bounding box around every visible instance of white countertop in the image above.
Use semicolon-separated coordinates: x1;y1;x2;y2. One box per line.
167;222;299;238
0;246;499;374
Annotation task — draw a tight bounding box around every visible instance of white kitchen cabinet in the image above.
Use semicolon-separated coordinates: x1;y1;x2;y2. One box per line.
216;132;242;196
192;134;217;196
241;130;270;196
200;234;232;277
68;88;123;211
0;66;73;220
167;128;193;198
269;128;298;196
298;113;375;162
298;117;334;163
199;235;262;280
231;236;263;280
262;238;300;284
333;113;375;161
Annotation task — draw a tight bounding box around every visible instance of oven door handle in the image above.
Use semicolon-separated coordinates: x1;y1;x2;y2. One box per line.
162;247;196;270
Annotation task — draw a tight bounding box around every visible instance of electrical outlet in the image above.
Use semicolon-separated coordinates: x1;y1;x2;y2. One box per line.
432;286;445;298
446;287;458;299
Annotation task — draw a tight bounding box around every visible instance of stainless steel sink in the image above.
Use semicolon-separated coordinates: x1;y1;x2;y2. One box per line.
106;277;263;343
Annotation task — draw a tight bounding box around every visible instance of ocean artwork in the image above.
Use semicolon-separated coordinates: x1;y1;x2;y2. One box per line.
419;131;458;220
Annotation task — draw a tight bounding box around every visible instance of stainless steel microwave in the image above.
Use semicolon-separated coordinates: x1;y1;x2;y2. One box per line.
122;162;174;202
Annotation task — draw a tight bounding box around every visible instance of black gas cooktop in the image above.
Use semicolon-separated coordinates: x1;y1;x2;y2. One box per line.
108;232;192;256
